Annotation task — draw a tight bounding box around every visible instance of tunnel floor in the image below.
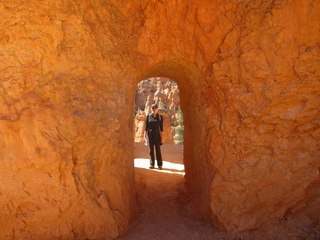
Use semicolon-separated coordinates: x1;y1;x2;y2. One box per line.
119;143;320;240
120;143;227;240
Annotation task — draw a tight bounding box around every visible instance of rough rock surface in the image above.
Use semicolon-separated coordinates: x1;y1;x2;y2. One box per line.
0;0;319;239
133;110;147;143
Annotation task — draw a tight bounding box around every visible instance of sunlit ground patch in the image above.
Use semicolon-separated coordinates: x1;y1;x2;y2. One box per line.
134;158;185;175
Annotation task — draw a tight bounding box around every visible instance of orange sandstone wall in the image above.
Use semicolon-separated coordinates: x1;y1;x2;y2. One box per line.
131;0;320;233
0;0;319;239
0;1;136;239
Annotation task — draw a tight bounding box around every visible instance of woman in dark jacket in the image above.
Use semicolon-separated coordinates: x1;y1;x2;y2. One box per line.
144;103;163;169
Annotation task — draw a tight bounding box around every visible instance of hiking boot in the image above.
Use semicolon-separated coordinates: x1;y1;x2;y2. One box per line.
149;165;154;169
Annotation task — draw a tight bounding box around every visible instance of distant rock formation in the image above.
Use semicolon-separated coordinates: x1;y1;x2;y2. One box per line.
134;77;182;144
133;109;147;142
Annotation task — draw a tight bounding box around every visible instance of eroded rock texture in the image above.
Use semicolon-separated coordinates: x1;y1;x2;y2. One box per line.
0;0;319;239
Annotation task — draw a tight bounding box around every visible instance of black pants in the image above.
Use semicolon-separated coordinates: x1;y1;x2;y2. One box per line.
148;131;163;167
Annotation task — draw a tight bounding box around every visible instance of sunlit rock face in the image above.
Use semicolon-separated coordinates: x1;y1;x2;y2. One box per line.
0;0;319;238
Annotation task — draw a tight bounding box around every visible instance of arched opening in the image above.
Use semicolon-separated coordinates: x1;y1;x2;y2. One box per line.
129;59;215;221
128;76;186;237
133;76;185;174
121;59;221;238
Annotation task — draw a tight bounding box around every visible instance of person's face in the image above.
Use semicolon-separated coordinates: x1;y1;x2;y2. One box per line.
152;107;158;114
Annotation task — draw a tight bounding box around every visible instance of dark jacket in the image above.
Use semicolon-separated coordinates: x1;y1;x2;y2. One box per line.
145;113;163;132
145;113;163;143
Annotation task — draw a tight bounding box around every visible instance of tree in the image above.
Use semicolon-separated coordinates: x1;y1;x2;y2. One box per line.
173;107;184;144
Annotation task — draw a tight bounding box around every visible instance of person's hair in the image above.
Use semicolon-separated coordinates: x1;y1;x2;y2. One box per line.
151;103;158;109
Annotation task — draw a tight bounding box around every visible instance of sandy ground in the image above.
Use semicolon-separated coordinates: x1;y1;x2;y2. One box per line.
120;143;320;240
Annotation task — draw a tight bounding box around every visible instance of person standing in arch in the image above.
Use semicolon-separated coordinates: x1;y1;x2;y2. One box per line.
144;103;163;170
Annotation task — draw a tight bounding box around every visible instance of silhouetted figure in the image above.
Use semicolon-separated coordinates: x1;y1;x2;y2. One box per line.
144;104;163;169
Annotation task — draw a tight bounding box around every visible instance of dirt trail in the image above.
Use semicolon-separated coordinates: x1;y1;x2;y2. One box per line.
120;143;227;240
120;143;320;240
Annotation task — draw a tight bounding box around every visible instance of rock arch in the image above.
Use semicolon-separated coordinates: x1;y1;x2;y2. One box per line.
131;59;216;219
